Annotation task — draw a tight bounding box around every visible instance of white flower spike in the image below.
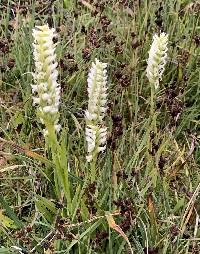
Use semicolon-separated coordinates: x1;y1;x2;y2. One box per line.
85;59;108;162
146;32;168;89
32;24;61;135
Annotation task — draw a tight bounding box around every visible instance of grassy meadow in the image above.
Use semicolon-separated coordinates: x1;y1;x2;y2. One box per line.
0;0;200;253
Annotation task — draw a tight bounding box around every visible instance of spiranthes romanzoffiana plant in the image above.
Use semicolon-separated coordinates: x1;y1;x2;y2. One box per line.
31;25;72;203
146;32;168;90
85;59;108;165
32;24;61;136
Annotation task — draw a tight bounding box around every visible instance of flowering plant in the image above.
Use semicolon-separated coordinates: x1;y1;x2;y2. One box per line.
32;24;61;136
146;33;168;90
85;59;108;180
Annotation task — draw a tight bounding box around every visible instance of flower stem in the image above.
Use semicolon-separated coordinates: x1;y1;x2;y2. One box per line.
90;155;97;182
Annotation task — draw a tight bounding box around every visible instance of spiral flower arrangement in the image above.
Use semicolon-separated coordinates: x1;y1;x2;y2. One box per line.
85;59;108;162
32;24;61;136
146;32;168;89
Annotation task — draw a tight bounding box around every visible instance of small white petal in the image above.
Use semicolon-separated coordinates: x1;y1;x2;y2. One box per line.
41;93;51;100
47;62;58;73
40;117;44;124
99;136;107;144
86;155;93;162
43;129;48;136
49;107;58;114
85;111;97;121
32;97;40;105
51;80;59;89
31;85;38;93
88;141;96;152
54;124;61;132
97;146;106;152
42;106;52;113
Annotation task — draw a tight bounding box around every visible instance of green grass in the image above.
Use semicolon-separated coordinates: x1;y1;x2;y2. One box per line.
0;0;200;253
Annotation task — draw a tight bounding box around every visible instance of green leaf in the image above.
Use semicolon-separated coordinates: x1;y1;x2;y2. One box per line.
72;185;81;216
0;197;23;229
35;195;57;223
66;220;102;251
80;199;89;221
0;248;14;254
12;112;24;128
63;0;73;10
0;210;17;229
173;197;185;213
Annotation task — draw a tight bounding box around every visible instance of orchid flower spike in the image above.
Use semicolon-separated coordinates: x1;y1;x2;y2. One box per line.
146;32;168;89
85;59;108;162
32;24;61;136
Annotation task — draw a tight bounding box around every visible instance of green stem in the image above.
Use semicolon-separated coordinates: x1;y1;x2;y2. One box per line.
150;82;158;133
149;82;159;188
46;125;60;197
150;82;155;118
90;156;97;182
45;124;71;211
